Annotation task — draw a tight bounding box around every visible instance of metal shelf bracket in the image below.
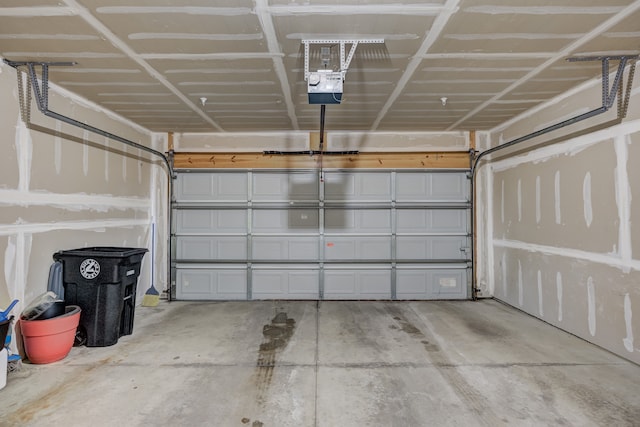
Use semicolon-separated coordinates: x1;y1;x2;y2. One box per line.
302;39;384;81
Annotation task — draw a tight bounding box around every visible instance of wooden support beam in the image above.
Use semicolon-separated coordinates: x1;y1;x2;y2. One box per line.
309;132;324;151
168;132;174;151
173;151;471;169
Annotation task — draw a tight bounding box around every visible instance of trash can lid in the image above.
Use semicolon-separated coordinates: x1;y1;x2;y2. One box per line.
54;247;148;258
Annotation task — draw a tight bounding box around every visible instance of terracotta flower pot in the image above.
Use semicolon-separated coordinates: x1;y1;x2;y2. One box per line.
19;305;81;364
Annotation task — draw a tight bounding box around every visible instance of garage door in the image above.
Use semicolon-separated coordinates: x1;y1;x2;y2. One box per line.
172;169;471;300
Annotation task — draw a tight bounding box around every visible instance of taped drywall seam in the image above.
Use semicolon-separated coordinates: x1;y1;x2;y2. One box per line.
518;260;523;307
622;293;634;352
122;149;127;182
422;52;554;60
614;134;632;273
535;176;541;224
491;119;640;172
4;237;19;353
137;148;143;184
96;6;252;15
554;171;561;224
583;172;593;227
0;6;76;17
587;276;596;336
485;166;495;296
475;165;492;296
4;233;32;349
4;238;17;307
270;4;443;15
493;238;640;272
0;219;148;236
476;131;490;151
15;118;32;192
19;232;31;319
155;183;167;290
501;252;507;297
128;33;263;41
0;189;150;211
82;129;89;176
54;121;62;175
104;136;109;182
537;269;544;317
140;52;278;61
149;132;167;289
517;179;522;222
500;179;505;224
556;272;563;322
465;6;626;15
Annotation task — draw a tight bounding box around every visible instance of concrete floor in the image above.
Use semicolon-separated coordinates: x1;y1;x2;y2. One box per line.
1;299;639;426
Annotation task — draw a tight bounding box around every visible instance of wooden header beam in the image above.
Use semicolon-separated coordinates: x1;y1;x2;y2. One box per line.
168;132;174;151
173;151;471;169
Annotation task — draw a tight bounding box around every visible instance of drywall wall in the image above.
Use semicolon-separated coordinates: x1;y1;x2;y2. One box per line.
0;61;165;346
174;131;469;152
477;62;640;364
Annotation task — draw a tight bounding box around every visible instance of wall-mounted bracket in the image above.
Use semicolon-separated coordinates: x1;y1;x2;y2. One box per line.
302;39;384;81
566;55;638;112
3;60;76;112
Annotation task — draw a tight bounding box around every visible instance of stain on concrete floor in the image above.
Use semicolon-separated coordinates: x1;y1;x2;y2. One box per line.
254;311;296;405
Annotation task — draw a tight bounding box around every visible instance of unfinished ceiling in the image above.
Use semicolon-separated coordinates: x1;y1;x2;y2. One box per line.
1;0;639;133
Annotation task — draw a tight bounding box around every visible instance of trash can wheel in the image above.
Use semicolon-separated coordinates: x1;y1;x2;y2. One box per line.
74;326;87;347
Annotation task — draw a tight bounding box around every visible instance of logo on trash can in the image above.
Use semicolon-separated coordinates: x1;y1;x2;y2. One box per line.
80;258;100;279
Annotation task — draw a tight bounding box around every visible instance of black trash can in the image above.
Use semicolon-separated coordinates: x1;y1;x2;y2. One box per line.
53;247;147;347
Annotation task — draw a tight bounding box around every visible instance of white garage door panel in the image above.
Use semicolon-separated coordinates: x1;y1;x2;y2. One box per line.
252;268;319;299
433;270;467;296
432;173;467;200
177;236;247;260
177;210;247;234
253;209;319;233
324;267;392;299
176;173;248;202
324;236;392;260
324;172;392;201
396;236;468;260
177;268;247;300
396;209;467;233
252;172;319;201
396;268;467;299
325;209;391;232
396;172;467;202
252;236;319;260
